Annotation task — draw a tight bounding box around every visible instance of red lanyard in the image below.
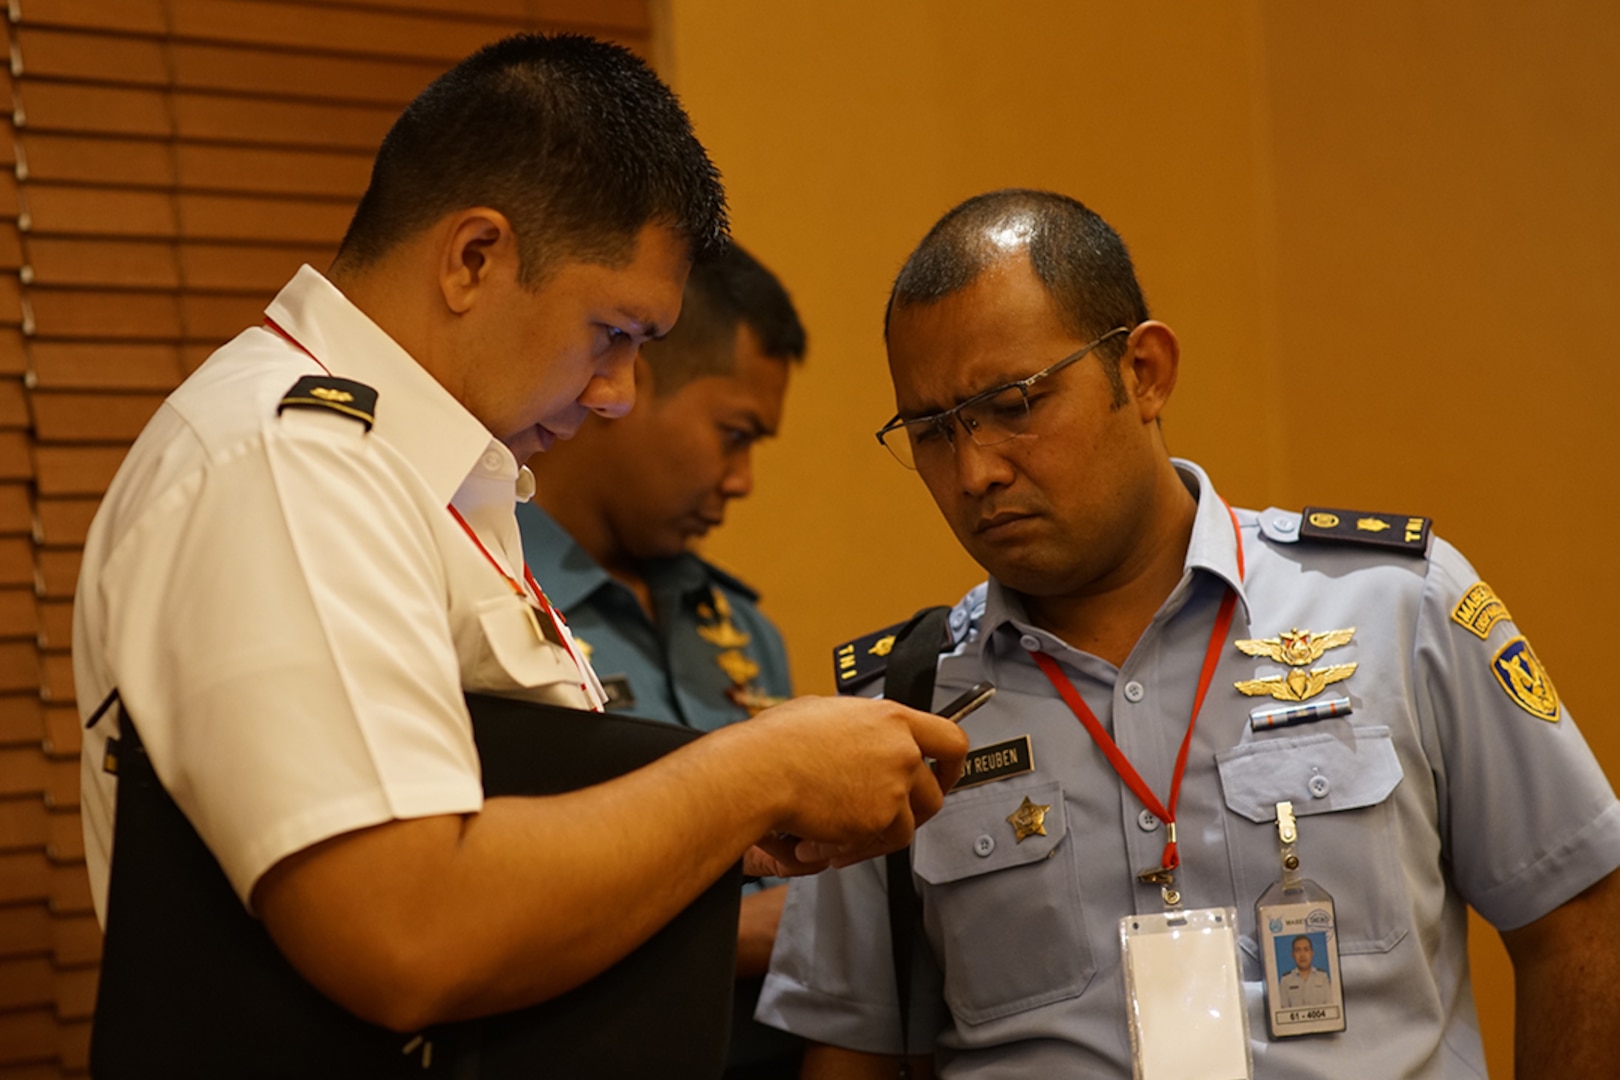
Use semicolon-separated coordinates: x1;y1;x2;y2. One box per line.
445;505;561;623
265;316;590;699
263;316;332;374
1029;502;1244;878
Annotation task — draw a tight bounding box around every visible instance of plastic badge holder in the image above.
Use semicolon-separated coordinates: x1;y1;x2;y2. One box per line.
1120;906;1252;1080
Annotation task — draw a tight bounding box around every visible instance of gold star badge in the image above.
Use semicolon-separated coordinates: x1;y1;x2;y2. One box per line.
1007;795;1051;843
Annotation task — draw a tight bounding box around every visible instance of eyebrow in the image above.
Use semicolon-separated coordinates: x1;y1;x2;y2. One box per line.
898;368;1031;420
619;312;668;341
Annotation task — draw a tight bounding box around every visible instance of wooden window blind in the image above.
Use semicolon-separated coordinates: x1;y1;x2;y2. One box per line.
0;2;653;1074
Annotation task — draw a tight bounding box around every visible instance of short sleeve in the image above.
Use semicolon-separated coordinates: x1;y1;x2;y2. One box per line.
100;412;483;904
1414;540;1620;929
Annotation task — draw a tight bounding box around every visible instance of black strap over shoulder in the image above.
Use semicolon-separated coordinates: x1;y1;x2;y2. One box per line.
880;605;951;1071
90;694;741;1078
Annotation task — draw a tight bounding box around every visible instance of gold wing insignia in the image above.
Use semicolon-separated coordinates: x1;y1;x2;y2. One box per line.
1235;637;1289;664
1234;662;1358;702
1235;626;1356;666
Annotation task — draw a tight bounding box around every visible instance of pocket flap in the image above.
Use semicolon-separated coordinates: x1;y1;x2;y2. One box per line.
1216;725;1402;824
915;780;1066;885
478;594;582;690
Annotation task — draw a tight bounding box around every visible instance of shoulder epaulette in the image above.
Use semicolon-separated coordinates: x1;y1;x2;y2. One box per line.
1298;506;1430;555
832;615;952;695
277;375;377;432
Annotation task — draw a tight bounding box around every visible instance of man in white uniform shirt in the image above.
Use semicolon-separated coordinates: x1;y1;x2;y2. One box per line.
74;33;964;1036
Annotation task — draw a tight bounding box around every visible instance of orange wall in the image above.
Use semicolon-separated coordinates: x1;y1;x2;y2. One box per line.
663;1;1620;1074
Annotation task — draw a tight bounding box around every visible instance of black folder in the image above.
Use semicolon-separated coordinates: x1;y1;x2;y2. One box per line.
89;693;741;1078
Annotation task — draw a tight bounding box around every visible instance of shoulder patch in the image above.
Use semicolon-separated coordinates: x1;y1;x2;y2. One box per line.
1451;581;1512;640
1491;636;1559;722
277;376;377;432
1299;506;1429;555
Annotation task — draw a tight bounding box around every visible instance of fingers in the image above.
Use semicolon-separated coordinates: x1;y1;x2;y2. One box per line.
750;837;831;878
907;708;969;796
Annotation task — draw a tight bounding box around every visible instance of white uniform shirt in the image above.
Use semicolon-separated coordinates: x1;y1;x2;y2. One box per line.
75;265;603;921
1279;968;1333;1009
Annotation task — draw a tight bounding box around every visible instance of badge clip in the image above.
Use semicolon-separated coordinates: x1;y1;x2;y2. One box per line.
1256;800;1346;1037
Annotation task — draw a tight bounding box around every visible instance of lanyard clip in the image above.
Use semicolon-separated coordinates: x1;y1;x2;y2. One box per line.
1276;800;1302;890
1136;866;1182;911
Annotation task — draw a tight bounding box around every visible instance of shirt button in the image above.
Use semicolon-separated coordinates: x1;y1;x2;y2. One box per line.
1308;774;1331;799
1277;517;1298;533
1018;634;1042;652
1123;680;1145;703
481;450;505;472
974;835;996;857
1138;809;1161;832
950;608;968;631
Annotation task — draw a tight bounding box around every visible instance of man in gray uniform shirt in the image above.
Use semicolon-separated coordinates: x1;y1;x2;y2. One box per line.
758;189;1620;1078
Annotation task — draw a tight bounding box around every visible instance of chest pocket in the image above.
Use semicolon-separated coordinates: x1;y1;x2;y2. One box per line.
468;593;588;704
912;780;1094;1024
1215;725;1408;956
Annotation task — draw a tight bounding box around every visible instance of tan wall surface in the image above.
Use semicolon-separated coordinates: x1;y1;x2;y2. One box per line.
665;1;1620;1074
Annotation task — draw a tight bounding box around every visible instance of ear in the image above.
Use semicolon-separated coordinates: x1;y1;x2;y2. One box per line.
1123;321;1180;423
438;207;519;315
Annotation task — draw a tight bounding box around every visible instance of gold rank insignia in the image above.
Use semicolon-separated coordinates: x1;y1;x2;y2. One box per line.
1007;795;1051;843
1235;664;1357;702
277;375;377;432
1491;636;1559;722
1452;582;1512;640
696;587;751;649
868;634;896;657
1236;626;1355;666
716;648;761;688
1299;505;1431;554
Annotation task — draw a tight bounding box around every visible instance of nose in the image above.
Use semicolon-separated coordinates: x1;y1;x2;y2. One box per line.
581;349;637;420
719;449;753;499
950;429;1014;496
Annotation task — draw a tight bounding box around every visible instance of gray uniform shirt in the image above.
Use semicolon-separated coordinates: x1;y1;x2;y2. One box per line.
759;459;1620;1078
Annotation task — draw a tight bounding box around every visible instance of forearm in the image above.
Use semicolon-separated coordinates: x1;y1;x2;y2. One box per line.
258;719;791;1030
1503;870;1620;1079
254;695;965;1031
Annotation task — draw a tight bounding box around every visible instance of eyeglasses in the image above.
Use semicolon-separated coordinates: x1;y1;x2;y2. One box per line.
875;326;1130;470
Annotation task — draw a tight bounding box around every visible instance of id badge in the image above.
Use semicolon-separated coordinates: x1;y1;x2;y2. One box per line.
1120;907;1252;1080
1256;880;1345;1037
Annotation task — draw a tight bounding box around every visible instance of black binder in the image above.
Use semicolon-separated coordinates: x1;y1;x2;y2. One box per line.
89;693;741;1078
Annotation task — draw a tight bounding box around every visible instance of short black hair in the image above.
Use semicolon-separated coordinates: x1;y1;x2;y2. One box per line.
887;189;1147;403
644;242;806;397
334;33;728;283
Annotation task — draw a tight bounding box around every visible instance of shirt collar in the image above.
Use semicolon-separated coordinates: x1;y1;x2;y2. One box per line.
517;502;755;613
264;265;502;505
976;456;1250;653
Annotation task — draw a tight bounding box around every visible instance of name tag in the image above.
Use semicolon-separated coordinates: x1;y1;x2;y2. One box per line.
953;735;1034;791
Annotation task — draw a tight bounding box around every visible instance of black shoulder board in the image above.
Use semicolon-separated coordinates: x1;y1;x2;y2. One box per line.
277;376;377;432
833;615;954;695
1299;506;1430;554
